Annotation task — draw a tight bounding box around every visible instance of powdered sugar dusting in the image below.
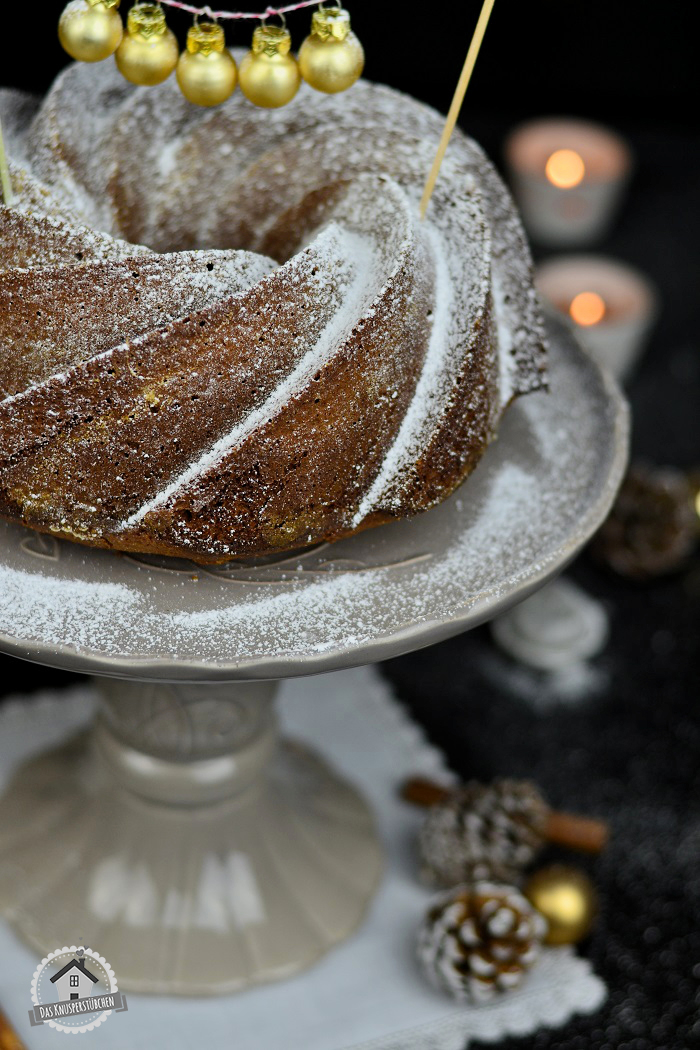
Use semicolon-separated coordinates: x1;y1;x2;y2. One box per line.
123;223;377;527
0;332;626;670
0;250;274;397
0;563;138;653
352;224;453;524
1;62;545;562
492;268;519;405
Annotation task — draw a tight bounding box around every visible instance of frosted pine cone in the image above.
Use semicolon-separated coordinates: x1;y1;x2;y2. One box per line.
417;882;548;1002
418;779;548;887
593;464;699;579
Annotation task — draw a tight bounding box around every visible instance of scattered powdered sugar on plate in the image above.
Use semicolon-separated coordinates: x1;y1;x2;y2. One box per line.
0;323;628;677
0;565;138;652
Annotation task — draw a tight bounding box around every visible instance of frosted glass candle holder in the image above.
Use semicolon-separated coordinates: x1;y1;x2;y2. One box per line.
505;118;632;247
535;255;658;382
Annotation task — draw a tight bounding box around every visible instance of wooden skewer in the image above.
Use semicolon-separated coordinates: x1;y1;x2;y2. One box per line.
0;118;15;208
401;776;610;854
419;0;497;220
0;1003;27;1050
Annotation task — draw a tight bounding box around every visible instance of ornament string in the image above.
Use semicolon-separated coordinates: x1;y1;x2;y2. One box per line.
419;0;496;219
0;119;15;208
155;0;327;20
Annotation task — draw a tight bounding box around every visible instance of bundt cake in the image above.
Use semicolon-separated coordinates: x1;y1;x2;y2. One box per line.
0;61;545;564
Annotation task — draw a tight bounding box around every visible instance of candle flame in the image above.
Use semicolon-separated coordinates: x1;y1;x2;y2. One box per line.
545;148;585;189
570;291;606;327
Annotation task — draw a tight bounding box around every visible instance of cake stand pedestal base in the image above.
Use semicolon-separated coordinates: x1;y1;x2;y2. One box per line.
0;321;628;997
0;680;383;995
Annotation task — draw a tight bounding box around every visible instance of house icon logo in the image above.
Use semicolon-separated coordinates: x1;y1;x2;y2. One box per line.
49;952;99;1002
29;945;128;1034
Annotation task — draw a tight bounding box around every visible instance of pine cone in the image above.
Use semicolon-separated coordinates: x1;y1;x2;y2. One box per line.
593;464;698;579
418;779;548;887
417;882;548;1001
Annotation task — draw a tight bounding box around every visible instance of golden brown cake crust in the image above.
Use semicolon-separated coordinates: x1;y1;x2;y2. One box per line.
0;65;545;563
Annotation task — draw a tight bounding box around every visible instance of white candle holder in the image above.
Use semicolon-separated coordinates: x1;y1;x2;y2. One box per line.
490;577;609;672
535;255;658;382
505;118;632;246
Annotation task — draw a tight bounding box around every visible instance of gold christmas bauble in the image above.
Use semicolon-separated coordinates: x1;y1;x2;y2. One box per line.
177;23;237;107
115;3;178;86
59;0;123;64
298;7;364;94
238;25;301;108
524;865;597;946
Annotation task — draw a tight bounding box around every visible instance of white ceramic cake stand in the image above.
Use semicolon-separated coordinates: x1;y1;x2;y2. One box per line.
0;320;627;995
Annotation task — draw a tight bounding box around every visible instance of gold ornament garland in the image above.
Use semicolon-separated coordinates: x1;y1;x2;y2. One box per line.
54;2;500;225
57;1;364;108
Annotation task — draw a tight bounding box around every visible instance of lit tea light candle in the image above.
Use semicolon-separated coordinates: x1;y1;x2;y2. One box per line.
505;118;632;246
545;148;586;190
569;291;607;327
535;255;658;382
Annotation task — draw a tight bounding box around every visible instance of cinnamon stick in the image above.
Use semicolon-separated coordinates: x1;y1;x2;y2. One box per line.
543;809;610;854
401;776;452;807
400;775;610;854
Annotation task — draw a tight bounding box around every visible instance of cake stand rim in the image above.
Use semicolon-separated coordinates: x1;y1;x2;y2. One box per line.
0;323;629;683
0;541;594;683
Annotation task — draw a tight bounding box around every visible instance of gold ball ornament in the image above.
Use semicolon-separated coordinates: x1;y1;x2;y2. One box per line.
238;25;301;109
524;865;598;946
115;3;178;86
298;6;364;94
58;0;123;64
177;23;237;107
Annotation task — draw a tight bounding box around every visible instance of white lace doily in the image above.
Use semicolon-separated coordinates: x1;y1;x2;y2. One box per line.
0;667;606;1049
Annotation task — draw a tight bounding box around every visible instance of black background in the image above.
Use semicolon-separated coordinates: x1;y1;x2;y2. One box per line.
1;3;700;1049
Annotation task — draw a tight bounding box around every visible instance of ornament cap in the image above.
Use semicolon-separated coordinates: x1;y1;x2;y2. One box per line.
252;24;292;57
311;6;351;41
187;21;226;55
127;3;167;38
87;0;120;7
